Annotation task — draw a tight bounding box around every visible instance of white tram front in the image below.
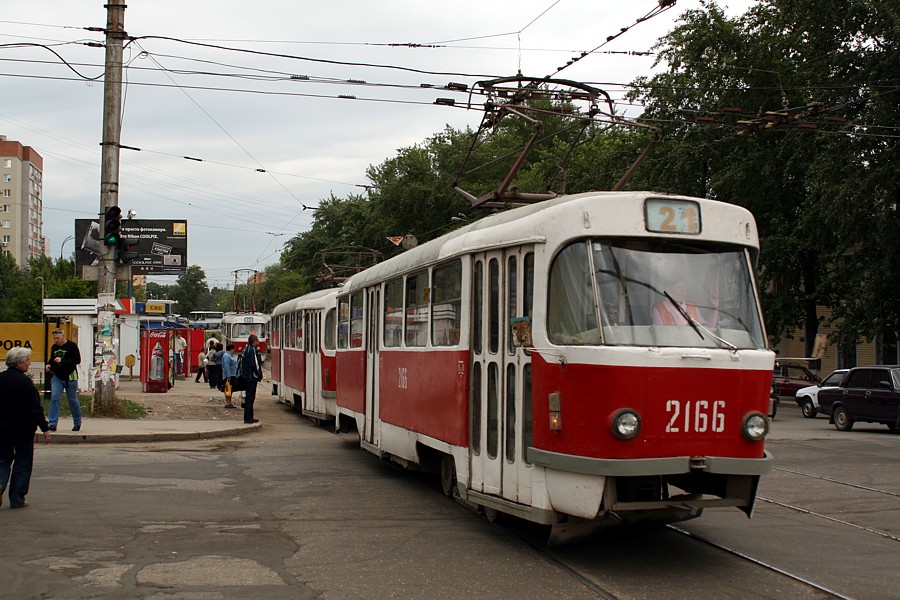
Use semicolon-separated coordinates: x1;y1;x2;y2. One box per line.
220;311;270;354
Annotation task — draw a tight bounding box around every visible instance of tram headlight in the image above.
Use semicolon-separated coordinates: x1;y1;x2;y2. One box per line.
612;409;641;440
742;412;769;442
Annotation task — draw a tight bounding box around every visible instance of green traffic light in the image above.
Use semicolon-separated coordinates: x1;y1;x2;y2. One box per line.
104;232;120;246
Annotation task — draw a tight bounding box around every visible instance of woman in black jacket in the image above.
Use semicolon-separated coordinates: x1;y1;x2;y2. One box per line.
0;347;51;509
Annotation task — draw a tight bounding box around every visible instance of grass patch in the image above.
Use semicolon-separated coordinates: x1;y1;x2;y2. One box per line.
41;393;147;420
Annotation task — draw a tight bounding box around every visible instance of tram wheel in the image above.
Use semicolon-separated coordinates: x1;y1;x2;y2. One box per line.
483;507;503;524
440;455;456;497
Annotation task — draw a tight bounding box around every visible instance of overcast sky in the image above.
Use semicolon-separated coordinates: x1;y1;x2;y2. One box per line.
1;0;754;289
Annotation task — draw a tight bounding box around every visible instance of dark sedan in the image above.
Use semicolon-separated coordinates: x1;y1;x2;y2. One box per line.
817;365;900;432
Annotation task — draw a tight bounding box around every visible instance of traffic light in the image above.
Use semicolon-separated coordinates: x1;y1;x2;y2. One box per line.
116;235;140;264
103;205;122;246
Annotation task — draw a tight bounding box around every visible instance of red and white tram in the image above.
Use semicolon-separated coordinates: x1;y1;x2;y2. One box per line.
220;311;270;354
274;191;775;542
270;289;339;422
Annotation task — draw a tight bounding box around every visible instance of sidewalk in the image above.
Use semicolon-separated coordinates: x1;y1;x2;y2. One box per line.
40;375;262;444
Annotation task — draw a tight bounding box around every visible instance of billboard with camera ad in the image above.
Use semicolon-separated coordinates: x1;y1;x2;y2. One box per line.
74;219;188;275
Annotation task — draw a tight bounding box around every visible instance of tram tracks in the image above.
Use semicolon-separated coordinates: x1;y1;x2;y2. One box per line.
482;465;896;598
773;466;900;498
665;525;856;600
763;466;900;543
496;516;854;600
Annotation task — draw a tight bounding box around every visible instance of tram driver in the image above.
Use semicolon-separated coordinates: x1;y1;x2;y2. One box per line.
652;278;719;328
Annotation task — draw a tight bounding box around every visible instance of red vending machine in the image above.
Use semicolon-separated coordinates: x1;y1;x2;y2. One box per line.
140;328;172;393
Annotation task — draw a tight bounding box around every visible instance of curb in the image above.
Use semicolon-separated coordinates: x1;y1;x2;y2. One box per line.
35;423;261;444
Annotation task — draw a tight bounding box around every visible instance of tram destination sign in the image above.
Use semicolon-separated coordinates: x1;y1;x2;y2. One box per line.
74;219;188;275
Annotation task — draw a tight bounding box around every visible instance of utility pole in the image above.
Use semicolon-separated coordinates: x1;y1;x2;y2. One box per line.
96;3;127;408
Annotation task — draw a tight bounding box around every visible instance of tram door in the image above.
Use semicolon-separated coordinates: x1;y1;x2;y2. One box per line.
363;288;381;446
304;311;322;416
470;247;534;503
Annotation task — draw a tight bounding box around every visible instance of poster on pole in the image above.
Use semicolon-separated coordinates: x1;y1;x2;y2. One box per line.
74;219;188;275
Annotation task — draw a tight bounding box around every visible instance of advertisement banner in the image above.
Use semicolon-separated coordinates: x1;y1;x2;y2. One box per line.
75;219;188;275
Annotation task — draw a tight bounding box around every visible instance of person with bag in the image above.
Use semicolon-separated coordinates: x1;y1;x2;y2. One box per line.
221;344;239;409
240;334;263;424
44;328;82;432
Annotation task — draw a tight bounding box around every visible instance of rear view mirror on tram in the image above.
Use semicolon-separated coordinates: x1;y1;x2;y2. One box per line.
511;317;533;347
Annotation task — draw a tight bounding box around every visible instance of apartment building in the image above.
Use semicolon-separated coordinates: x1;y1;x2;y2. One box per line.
0;135;44;266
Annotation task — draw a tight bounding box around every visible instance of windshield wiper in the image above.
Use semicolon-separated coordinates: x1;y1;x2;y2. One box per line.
664;291;737;352
664;291;704;340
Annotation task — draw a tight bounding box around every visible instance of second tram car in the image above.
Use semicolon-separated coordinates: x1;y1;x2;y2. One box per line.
270;289;339;422
271;191;774;542
220;311;270;354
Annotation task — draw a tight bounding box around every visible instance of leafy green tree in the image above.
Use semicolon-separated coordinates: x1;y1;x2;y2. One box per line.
627;0;899;351
258;264;310;312
0;254;25;322
209;286;232;312
0;255;95;322
169;265;211;315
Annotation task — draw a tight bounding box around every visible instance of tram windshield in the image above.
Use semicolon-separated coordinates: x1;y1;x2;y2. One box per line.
548;239;766;349
230;322;266;338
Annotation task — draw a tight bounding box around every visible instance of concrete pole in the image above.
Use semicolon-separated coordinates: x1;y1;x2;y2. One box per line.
96;3;127;408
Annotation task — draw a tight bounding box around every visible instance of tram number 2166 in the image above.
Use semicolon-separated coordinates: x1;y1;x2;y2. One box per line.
665;399;725;433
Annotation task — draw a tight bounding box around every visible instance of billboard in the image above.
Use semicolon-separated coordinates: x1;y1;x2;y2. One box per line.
75;219;188;275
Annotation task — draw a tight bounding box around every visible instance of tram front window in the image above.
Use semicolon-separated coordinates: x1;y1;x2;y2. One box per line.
232;323;265;338
547;239;766;349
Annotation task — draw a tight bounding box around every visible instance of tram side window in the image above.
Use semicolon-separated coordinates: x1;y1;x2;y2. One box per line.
269;317;281;348
323;308;336;350
487;363;499;459
507;255;517;355
383;278;403;348
431;260;462;346
285;312;297;348
522;364;533;465
505;363;516;463
405;270;429;347
350;291;364;348
489;259;500;354
473;261;484;354
524;252;534;319
338;297;350;349
548;242;596;344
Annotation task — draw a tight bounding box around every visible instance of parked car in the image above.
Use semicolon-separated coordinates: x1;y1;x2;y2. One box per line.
772;362;821;399
795;369;849;418
817;365;900;432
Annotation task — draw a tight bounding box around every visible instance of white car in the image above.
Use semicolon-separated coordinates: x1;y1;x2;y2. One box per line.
795;369;848;418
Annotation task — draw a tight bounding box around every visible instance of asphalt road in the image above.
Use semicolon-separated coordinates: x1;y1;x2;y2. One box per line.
1;399;897;599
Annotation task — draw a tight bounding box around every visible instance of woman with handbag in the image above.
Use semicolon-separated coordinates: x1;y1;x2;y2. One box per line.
221;344;239;409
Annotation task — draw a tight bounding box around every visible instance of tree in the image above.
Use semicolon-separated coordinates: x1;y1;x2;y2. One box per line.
0;255;95;322
627;0;899;351
169;265;211;315
0;254;25;322
258;264;311;312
